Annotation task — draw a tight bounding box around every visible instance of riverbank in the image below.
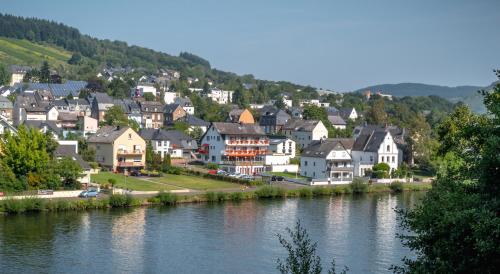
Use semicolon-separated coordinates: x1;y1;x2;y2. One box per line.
0;182;431;215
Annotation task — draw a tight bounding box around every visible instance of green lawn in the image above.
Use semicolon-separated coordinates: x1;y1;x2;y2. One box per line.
91;172;181;191
269;172;308;179
91;172;242;191
150;174;242;190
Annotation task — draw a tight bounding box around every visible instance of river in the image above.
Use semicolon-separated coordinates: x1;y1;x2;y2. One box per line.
0;192;425;274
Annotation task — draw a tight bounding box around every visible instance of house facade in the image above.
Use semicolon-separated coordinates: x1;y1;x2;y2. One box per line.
300;138;354;183
140;101;164;129
200;122;269;175
259;106;291;134
282;119;328;148
264;136;296;167
88;126;146;173
351;129;400;177
164;103;187;125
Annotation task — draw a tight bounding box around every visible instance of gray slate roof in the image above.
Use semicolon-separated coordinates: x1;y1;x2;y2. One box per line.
183;115;209;127
212;122;265;136
55;145;91;170
23;120;62;135
283;119;320;132
88;126;130;143
328;115;346;125
352;130;388;152
0;96;13;109
302;138;354;158
140;129;197;150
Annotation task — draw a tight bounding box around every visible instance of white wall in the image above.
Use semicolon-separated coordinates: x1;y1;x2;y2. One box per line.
300;157;327;179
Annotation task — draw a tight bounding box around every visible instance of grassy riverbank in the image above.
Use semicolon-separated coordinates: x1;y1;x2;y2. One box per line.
0;182;431;215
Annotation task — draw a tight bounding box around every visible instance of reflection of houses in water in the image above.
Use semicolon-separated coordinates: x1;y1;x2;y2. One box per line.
324;196;351;250
111;208;146;271
375;194;399;255
224;201;259;233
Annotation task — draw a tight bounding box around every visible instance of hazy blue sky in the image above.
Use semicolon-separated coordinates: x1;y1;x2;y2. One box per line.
2;0;499;90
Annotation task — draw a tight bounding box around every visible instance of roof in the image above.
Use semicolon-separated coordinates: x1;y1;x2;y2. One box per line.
93;92;114;106
268;136;291;145
302;138;354;158
87;126;130;143
140;129;197;150
328;115;346;125
164;103;181;113
283;119;320;132
352;130;388;152
55;145;91;170
140;101;164;112
174;97;192;107
67;99;91;106
24;81;87;98
211;122;265;136
183;115;209;127
23;120;62;135
0;96;13;109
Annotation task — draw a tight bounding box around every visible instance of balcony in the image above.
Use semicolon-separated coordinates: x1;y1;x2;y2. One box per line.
222;160;264;166
226;139;269;145
117;161;144;167
117;149;143;156
224;149;269;157
327;166;354;172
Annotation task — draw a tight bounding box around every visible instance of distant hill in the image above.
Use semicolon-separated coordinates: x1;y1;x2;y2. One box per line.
355;82;497;113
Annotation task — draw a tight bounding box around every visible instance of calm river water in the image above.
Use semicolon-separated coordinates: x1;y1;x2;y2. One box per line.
0;192;425;274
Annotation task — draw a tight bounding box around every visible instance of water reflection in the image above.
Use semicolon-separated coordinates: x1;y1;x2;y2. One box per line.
0;192;427;274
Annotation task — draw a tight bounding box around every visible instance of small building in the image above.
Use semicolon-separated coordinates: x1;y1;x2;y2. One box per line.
174;97;195;115
206;88;233;104
264;136;298;173
131;83;157;98
140;129;198;160
228;108;255;124
282;119;328;148
351;128;401;177
259;106;291;134
55;141;93;185
328;115;346;129
301;138;354;183
91;92;114;123
163;91;178;104
140;101;164;129
164;103;187;126
200;122;269;175
0;96;13;122
87;126;146;173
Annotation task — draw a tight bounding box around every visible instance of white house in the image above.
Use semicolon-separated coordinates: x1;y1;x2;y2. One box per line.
200;122;269;175
300;138;355;183
351;128;401;177
207;88;233;104
140;129;198;160
264;137;298;172
174;97;195;115
131;84;157;98
282;119;328;148
163;91;178;104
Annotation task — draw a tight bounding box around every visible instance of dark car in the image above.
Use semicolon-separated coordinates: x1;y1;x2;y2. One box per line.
271;176;285;182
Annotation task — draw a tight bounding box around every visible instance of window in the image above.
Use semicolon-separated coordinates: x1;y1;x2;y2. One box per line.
313;172;316;177
211;156;215;161
387;145;390;152
304;161;308;166
370;156;373;162
313;162;316;166
217;136;220;141
128;134;132;140
381;156;384;162
392;156;395;163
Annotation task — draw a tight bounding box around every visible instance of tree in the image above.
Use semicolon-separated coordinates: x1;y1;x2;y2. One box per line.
107;78;131;98
232;88;248;107
56;157;83;189
0;160;23;192
104;105;128;127
39;61;51;83
143;92;156;101
372;163;390;178
0;63;11;86
394;71;500;273
68;53;82;65
277;220;348;274
161;154;172;172
128;119;140;132
145;141;154;171
366;97;387;125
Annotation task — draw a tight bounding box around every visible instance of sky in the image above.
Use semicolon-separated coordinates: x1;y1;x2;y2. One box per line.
1;0;499;91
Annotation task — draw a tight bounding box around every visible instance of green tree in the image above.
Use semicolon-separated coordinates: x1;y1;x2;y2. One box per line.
0;63;11;86
372;163;390;178
56;157;83;189
277;220;348;274
143;92;156;101
394;72;500;273
0;160;23;192
145;141;154;171
366;97;387;125
104;105;128;127
68;53;82;65
39;61;51;83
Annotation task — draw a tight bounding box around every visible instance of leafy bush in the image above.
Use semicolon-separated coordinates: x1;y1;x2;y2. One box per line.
389;181;404;193
372;163;390;179
255;186;286;198
229;192;244;201
108;178;117;186
350;178;368;194
166;166;182;175
298;188;313;198
109;194;129;207
157;192;178;205
206;163;219;170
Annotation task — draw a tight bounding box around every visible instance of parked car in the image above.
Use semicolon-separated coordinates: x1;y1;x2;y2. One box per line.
208;169;218;175
271;176;285;182
241;175;254;180
79;189;99;198
228;173;241;177
217;170;228;176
